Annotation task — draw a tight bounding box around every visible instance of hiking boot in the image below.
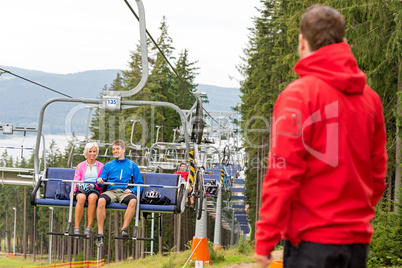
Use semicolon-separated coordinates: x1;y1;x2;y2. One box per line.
120;228;129;237
73;228;80;239
84;227;92;238
96;234;105;247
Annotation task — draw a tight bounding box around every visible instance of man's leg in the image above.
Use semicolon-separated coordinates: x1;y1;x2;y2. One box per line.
96;197;107;234
349;244;369;268
283;241;368;268
96;192;113;246
122;198;137;229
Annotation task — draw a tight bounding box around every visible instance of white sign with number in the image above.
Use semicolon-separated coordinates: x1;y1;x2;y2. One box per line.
195;260;203;268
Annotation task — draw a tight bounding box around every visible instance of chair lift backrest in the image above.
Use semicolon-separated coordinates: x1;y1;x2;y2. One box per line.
204;173;220;182
143;173;179;205
44;168;75;199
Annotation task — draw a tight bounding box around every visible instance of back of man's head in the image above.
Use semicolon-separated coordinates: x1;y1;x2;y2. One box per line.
300;4;345;51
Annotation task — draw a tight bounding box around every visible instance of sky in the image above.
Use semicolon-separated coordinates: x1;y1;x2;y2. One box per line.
1;0;261;88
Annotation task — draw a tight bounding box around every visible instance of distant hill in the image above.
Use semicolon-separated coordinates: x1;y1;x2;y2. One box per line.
0;66;241;135
197;84;241;112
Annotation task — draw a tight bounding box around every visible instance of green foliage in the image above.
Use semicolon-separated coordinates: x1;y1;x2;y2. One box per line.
185;240;193;250
235;237;254;255
75;251;84;261
208;242;225;261
368;209;402;266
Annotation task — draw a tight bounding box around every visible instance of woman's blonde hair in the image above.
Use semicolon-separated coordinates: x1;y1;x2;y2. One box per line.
83;142;99;159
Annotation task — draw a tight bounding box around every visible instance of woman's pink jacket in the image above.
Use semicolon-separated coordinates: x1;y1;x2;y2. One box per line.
73;160;104;194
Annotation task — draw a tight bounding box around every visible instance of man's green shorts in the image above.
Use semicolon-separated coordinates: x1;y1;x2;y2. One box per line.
99;189;137;205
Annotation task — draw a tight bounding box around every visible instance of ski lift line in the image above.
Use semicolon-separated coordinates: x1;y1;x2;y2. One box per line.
123;0;197;102
202;107;220;125
0;68;73;98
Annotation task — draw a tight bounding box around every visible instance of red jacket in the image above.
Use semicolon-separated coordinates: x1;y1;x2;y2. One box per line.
255;42;387;256
174;171;189;182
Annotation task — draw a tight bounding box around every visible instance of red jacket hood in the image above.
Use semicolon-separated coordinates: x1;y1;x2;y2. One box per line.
294;42;366;94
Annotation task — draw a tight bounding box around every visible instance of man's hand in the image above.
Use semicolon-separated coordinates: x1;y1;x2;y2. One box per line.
124;189;133;194
254;253;273;268
97;178;104;184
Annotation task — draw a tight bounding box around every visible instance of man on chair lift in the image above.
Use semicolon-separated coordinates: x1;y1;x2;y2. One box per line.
95;140;144;247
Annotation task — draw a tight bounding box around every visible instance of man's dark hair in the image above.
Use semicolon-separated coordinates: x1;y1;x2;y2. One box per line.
112;140;125;149
300;4;345;51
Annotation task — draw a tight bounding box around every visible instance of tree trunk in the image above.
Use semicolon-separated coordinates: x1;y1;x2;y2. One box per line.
120;211;124;260
132;240;135;259
67;235;72;262
174;213;177;250
184;210;188;246
141;216;145;258
23;196;26;258
33;201;36;261
5;206;8;253
83;213;87;261
61;212;65;263
158;214;162;255
395;56;402;212
40;234;43;260
255;146;260;225
260;140;265;211
108;211;112;263
73;239;76;260
176;214;181;252
114;211;119;262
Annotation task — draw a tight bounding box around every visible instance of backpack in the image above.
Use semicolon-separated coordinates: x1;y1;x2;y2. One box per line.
55;181;72;200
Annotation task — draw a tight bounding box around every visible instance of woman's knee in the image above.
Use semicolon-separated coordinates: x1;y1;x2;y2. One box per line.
76;194;86;204
88;194;98;204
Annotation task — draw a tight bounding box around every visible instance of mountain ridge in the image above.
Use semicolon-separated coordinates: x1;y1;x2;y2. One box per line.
0;66;241;134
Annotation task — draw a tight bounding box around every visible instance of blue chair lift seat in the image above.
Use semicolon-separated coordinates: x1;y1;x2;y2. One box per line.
31;168;184;214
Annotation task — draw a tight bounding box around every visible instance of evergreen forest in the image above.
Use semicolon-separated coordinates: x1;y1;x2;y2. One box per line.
0;0;402;267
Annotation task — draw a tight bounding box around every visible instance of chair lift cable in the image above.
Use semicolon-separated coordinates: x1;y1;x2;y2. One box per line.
0;67;73;98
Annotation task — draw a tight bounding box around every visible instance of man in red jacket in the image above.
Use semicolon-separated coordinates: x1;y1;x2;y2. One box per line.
254;4;387;268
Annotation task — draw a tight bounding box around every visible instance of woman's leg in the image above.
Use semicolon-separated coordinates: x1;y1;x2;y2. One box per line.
75;193;87;228
87;193;98;228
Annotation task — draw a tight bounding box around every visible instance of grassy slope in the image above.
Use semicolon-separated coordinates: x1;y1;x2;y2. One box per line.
2;249;402;268
103;248;256;268
0;246;256;268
